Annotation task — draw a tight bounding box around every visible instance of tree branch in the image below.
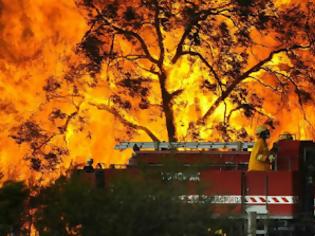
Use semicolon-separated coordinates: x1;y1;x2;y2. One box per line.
262;67;307;104
89;102;160;142
32;104;82;156
170;89;184;99
110;54;148;61
199;44;309;123
180;50;223;89
171;6;233;64
248;75;281;93
134;61;160;75
259;67;315;134
226;104;273;124
153;0;165;65
91;4;159;64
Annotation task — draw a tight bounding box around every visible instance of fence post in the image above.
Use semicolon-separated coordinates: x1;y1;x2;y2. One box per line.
247;211;256;236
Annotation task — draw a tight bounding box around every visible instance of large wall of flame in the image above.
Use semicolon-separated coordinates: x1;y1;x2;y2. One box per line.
0;0;88;183
0;0;314;185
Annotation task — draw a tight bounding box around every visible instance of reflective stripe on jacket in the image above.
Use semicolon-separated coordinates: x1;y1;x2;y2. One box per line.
248;138;270;171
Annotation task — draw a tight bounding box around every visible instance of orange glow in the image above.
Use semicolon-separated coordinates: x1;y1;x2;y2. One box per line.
0;0;314;185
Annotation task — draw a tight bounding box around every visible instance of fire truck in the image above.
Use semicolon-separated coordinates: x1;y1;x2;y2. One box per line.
84;140;315;235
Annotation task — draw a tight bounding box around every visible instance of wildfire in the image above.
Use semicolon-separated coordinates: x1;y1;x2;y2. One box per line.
0;0;314;185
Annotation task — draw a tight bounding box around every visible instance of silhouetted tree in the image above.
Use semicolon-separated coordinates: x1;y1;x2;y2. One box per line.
8;0;315;175
73;0;315;141
10;105;80;172
34;169;222;236
0;181;30;235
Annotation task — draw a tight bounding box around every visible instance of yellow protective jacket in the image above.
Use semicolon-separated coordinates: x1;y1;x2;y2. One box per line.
248;138;270;171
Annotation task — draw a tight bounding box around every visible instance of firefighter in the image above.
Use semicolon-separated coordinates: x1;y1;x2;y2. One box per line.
83;158;94;173
248;125;275;171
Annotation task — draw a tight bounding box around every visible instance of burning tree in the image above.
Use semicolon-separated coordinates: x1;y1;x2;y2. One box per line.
73;0;315;142
7;0;315;175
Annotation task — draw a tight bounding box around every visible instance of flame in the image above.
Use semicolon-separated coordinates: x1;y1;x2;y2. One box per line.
0;0;88;184
0;0;314;185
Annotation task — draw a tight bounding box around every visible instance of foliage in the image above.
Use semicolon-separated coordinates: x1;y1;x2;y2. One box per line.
72;0;315;142
0;168;241;235
0;181;30;235
10;120;69;172
6;0;315;176
33;169;222;236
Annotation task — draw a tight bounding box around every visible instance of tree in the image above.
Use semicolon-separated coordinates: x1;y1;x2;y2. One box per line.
10;102;82;173
34;169;221;236
0;181;30;235
7;0;315;175
72;0;315;142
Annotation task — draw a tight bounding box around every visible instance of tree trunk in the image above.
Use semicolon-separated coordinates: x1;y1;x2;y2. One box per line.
159;71;177;142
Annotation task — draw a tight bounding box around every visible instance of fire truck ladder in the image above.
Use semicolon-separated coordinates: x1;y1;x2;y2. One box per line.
115;141;254;151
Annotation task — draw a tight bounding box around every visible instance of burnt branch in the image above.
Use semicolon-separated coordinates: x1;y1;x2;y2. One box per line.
58;111;79;135
91;4;159;64
262;67;314;131
247;75;281;93
152;0;165;65
134;62;160;75
262;68;312;106
113;54;148;61
180;50;223;90
226;105;273;124
170;89;184;99
33;106;80;156
11;100;82;172
199;44;310;124
171;5;234;64
89;102;160;142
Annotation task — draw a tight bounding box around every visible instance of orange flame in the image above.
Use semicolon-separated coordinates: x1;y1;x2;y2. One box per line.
0;0;314;185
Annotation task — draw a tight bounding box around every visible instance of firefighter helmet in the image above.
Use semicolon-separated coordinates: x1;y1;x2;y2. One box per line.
255;125;269;135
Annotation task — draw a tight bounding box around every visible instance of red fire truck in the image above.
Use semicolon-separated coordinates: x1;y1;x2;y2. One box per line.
84;140;315;235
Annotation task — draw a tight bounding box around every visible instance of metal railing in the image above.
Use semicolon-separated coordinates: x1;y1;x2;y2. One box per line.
115;141;254;151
